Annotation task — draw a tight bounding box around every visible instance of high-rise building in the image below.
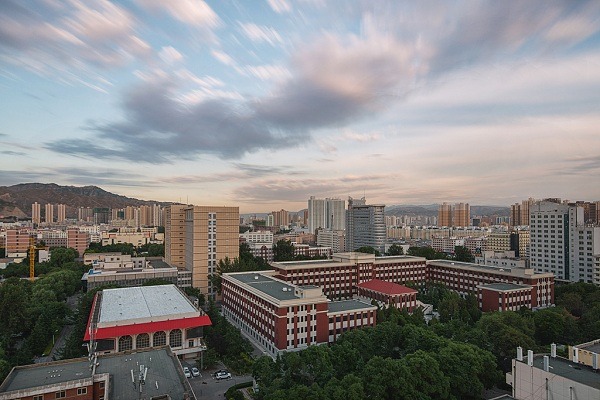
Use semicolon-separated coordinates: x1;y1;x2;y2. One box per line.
165;205;187;269
57;204;66;223
271;209;290;228
44;203;54;224
93;208;110;224
308;197;345;233
510;198;536;226
453;203;470;227
438;203;452;227
529;201;599;283
78;207;94;222
31;202;41;225
184;205;239;298
345;197;385;254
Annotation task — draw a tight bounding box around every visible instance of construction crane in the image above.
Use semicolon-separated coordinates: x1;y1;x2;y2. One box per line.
28;236;45;282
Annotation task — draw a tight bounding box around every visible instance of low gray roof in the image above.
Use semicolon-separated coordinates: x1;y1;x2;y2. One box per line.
327;299;376;314
479;283;532;291
0;348;191;400
229;273;299;301
579;341;600;354
531;355;600;389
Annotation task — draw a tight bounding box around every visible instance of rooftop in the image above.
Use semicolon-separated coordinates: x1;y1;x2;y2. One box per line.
226;272;326;303
427;260;553;278
577;339;600;354
327;299;376;314
528;355;600;390
0;348;192;400
98;285;198;326
479;283;533;292
358;279;418;295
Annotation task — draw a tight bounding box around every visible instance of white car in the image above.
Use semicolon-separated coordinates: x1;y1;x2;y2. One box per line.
191;367;201;377
183;367;192;379
215;371;232;380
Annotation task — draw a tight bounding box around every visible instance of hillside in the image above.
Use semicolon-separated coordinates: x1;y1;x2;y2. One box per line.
0;183;175;219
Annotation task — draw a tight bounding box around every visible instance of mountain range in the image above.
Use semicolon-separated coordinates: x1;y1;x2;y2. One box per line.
0;183;173;219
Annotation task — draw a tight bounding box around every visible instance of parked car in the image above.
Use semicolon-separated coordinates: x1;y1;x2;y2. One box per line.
213;369;228;377
191;367;201;377
183;367;192;379
215;371;232;380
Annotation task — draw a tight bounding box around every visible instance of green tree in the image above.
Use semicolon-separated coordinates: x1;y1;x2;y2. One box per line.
49;247;78;269
407;246;448;260
386;244;404;256
273;239;295;261
453;246;474;262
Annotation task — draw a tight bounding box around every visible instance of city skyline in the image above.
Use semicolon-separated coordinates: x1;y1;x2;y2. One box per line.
1;1;600;213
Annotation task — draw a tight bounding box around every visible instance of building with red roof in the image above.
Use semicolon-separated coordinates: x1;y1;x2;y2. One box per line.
357;279;418;312
84;285;211;360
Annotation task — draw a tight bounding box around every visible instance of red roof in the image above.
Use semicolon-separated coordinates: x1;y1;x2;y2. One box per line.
84;315;212;340
357;279;417;296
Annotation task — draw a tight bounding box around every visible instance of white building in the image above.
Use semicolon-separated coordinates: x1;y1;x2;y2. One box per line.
307;197;345;234
316;229;345;253
530;201;600;283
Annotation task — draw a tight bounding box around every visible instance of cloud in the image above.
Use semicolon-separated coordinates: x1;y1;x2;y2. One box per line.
242;64;291;81
267;0;291;14
45;73;308;161
211;49;235;66
238;23;283;46
0;0;151;87
0;167;154;188
159;46;184;64
0;150;25;156
135;0;220;28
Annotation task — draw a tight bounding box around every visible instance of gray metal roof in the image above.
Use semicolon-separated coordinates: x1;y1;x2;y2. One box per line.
230;273;300;301
579;342;600;354
327;299;376;314
479;283;532;291
530;355;600;390
98;285;196;324
0;359;91;392
0;348;191;399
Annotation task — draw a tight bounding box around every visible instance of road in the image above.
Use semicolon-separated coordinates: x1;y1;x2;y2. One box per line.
181;362;253;400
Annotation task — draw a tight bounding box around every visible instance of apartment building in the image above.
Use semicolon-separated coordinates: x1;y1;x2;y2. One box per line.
307;197;345;233
164;204;187;269
184;205;239;298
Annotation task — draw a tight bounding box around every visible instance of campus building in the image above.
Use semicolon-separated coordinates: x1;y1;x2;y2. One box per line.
271;252;427;299
84;285;211;360
221;271;377;358
356;279;418;312
0;347;194;400
426;260;554;308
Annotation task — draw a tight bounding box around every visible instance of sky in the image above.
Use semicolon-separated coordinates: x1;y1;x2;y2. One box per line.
1;0;600;213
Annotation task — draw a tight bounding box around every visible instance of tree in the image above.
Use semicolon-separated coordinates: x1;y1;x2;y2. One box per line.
49;247;78;269
453;246;474;262
273;239;295;261
407;246;448;260
354;246;381;256
386;244;404;256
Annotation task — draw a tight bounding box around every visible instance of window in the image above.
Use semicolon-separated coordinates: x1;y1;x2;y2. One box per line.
118;335;132;352
170;329;183;348
153;331;167;347
136;333;150;349
77;388;88;395
34;396;43;400
56;391;66;399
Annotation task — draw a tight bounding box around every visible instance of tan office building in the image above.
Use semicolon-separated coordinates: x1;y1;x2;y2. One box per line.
165;205;188;269
184;205;239;298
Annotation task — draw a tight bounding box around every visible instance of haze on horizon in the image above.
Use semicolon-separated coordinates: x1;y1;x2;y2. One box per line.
1;1;599;214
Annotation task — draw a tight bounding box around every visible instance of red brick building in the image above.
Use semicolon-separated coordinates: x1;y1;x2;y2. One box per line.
478;283;533;312
271;252;427;299
427;260;554;308
357;279;418;312
222;271;376;358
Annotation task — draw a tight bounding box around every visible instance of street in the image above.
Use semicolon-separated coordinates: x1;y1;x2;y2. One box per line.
181;362;253;400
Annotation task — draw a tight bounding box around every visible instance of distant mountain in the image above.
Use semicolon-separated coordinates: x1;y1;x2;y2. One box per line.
0;183;175;219
386;204;510;217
